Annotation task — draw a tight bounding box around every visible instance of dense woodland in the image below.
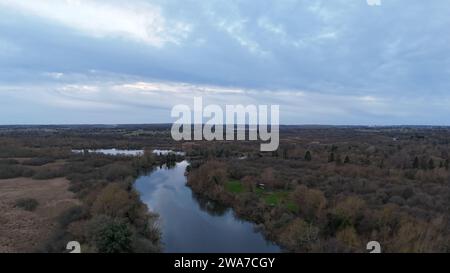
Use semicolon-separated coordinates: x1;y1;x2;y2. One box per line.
186;126;450;252
1;125;449;252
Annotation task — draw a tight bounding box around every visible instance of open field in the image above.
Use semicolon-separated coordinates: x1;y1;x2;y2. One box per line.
0;177;79;252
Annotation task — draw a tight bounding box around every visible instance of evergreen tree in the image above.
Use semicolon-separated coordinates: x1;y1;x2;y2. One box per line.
335;154;342;165
304;150;312;161
379;159;384;169
412;156;419;169
328;152;335;162
344;155;350;164
428;158;435;170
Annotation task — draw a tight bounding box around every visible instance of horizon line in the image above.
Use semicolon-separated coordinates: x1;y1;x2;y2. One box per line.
0;123;449;127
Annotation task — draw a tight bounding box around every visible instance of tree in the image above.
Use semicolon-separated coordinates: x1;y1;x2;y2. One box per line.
87;215;133;253
332;196;366;227
378;159;384;169
328;153;335;163
241;175;256;192
336;154;342;165
304;151;312;161
391;217;446;252
293;185;327;221
279;219;319;252
261;167;283;189
186;160;228;199
344;155;350;164
91;183;131;218
428;158;435;170
336;226;361;252
103;163;133;181
419;157;428;170
412;156;419;169
331;145;338;152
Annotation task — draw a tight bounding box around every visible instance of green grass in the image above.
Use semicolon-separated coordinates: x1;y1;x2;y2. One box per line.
226;183;299;213
260;191;299;213
285;200;299;213
262;191;289;206
225;180;244;194
255;187;265;196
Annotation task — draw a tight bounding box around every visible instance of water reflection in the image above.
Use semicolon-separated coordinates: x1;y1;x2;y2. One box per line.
153;149;185;156
134;160;280;253
72;149;184;158
191;192;229;217
72;148;144;156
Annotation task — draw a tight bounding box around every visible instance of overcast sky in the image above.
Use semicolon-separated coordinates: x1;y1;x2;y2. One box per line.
0;0;449;125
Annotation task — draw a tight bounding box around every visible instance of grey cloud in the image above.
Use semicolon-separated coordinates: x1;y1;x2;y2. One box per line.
0;0;449;124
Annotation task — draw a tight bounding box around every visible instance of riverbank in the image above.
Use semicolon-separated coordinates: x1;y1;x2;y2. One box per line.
134;160;280;253
186;161;288;251
188;153;448;252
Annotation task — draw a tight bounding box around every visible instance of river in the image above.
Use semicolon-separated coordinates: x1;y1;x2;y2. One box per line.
134;160;280;253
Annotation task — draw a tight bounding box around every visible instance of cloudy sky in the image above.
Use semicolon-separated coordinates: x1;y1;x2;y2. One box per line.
0;0;449;125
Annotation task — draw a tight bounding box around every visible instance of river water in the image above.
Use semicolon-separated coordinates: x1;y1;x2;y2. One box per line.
134;160;280;253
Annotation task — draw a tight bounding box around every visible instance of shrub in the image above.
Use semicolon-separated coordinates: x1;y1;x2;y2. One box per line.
390;217;447;253
293;185;327;221
87;215;133;253
279;219;319;251
388;195;405;206
102;163;134;181
15;198;39;211
36;226;69;253
58;206;88;227
336;226;362;252
91;183;131;218
131;236;161;253
333;196;366;226
187;160;228;198
0;164;33;179
260;167;284;189
241;175;257;192
0;146;36;158
325;196;366;236
22;157;55;166
32;167;63;179
0;159;19;165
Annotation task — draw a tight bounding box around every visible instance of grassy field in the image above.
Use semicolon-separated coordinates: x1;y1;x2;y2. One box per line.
0;176;79;252
225;180;244;193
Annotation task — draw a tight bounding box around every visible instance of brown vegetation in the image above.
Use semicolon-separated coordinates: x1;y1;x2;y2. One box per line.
1;125;449;253
0;177;79;252
186;126;450;252
0;125;182;253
